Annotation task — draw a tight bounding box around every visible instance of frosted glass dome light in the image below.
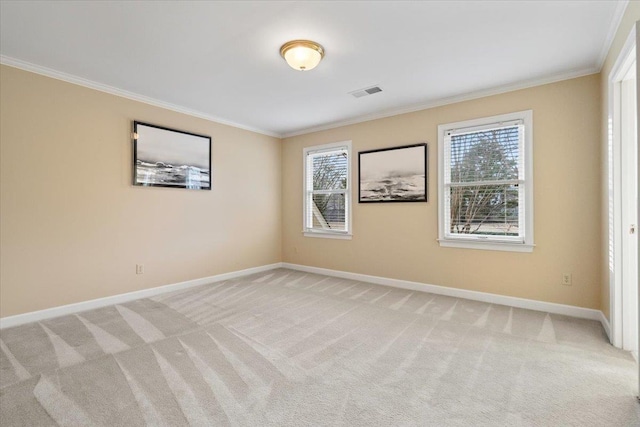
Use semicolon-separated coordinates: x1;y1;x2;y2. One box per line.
280;40;325;71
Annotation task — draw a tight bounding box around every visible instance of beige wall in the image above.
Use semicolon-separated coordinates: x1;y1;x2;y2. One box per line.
0;65;282;317
283;75;602;309
2;12;630;318
599;5;640;319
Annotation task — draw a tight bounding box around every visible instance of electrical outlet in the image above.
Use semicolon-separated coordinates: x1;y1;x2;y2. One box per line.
136;264;144;275
562;273;572;286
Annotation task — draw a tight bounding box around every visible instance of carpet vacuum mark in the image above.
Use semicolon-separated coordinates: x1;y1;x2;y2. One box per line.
1;268;638;426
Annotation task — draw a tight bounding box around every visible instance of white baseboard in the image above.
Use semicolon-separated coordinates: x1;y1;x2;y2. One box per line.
0;263;283;329
282;263;605;323
2;261;609;335
599;311;612;342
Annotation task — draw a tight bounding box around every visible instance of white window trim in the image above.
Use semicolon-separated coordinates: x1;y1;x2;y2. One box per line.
302;140;353;240
437;110;534;252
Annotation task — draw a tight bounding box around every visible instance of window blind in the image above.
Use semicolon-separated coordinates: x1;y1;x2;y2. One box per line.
444;124;525;241
305;147;349;233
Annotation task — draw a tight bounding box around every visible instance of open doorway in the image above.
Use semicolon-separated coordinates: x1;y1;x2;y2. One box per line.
620;59;637;360
608;24;638;396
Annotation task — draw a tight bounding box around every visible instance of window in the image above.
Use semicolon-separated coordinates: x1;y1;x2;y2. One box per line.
437;111;534;252
303;141;352;239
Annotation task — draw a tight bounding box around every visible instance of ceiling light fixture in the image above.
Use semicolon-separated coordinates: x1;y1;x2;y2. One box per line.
280;40;325;71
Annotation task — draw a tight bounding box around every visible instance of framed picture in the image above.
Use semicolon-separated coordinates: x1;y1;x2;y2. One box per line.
133;121;211;190
358;143;427;203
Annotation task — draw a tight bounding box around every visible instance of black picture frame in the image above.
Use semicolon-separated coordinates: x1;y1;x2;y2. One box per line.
358;143;427;203
133;121;212;190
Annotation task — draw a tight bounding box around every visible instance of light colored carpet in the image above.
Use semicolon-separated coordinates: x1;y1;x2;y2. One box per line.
1;268;638;426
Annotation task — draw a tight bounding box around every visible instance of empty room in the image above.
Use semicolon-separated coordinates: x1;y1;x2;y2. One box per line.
1;1;639;426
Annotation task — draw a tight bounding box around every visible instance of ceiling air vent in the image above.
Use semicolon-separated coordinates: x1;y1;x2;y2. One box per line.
349;86;383;98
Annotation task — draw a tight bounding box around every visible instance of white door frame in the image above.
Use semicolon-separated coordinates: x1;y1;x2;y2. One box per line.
608;24;637;349
621;71;637;356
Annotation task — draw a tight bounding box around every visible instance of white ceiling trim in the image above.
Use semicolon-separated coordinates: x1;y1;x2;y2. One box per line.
282;67;600;139
0;55;281;138
596;0;630;70
0;56;601;141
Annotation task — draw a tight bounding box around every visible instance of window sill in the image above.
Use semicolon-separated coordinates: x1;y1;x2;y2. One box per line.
304;231;353;240
437;239;534;253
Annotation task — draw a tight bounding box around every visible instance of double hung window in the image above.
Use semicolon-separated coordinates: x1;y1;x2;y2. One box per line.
438;111;533;252
303;141;352;239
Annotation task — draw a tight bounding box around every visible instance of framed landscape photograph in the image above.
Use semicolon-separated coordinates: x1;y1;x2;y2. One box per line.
359;143;427;203
133;121;211;190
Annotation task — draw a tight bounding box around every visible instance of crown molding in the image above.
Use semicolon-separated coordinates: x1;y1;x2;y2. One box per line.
1;55;601;141
596;0;630;70
0;55;282;138
282;67;599;138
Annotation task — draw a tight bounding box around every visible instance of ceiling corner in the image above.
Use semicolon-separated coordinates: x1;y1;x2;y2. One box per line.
596;0;630;71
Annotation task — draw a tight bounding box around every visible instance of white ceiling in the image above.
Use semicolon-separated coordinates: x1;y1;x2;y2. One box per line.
0;1;627;138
